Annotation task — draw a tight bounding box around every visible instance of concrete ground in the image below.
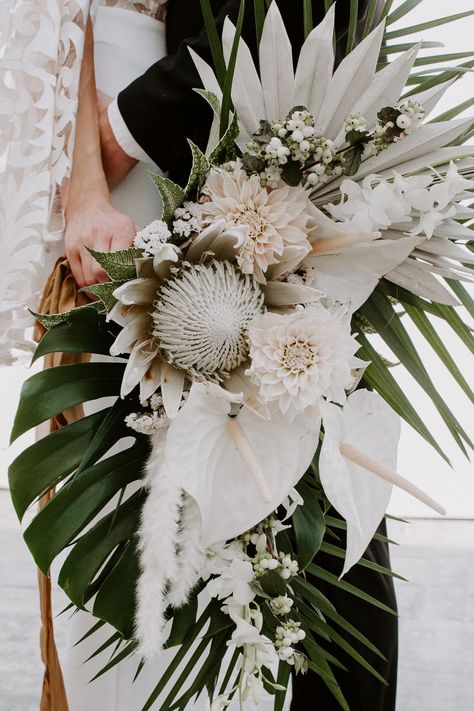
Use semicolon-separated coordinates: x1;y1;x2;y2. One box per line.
1;489;473;710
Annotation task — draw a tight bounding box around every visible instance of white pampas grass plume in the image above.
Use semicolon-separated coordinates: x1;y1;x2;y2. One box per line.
167;495;204;608
135;429;182;660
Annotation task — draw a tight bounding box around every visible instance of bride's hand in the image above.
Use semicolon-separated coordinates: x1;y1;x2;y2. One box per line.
64;16;137;289
65;187;137;288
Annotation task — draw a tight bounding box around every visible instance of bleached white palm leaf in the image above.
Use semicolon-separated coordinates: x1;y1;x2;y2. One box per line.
222;17;265;144
320;390;400;577
317;22;386;139
384;259;459;305
305;235;422;314
345;118;474;182
406;78;457;117
188;46;222;102
292;3;335;116
259;2;294;121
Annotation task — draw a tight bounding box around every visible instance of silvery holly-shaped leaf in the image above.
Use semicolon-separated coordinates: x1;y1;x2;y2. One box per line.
319;390;401;577
165;384;320;546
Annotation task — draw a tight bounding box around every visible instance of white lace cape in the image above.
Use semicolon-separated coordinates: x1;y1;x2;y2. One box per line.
0;0;90;364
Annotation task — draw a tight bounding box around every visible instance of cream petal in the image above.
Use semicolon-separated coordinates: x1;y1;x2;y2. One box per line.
121;339;156;398
113;278;158;305
135;256;156;279
140;357;163;402
263;282;324;306
161;362;185;419
165;384;320;546
153;244;181;280
319;391;400;576
110;311;151;356
188;46;223;102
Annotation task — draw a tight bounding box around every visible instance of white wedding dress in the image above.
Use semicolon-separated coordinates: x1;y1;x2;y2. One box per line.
60;4;290;709
59;5;211;710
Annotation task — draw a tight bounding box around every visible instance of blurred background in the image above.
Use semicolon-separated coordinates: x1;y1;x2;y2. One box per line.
1;1;473;709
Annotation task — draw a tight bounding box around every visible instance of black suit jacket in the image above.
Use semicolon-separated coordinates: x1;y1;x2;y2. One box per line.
117;0;380;185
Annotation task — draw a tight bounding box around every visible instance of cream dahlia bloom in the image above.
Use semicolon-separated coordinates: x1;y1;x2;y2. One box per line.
201;164;313;282
247;305;360;419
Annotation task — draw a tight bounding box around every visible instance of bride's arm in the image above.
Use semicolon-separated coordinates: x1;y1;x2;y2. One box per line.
65;15;137;288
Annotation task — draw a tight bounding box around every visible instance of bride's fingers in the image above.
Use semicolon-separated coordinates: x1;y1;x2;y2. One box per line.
67;248;86;290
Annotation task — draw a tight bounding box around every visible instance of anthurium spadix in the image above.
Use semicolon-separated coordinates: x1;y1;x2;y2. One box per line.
320;391;446;576
165;383;321;546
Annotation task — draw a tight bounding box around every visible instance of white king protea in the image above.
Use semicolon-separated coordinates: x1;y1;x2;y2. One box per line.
152;260;264;379
247;304;362;419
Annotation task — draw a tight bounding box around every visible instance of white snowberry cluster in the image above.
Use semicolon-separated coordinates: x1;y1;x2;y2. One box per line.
368;100;425;157
134;219;171;256
344;113;368;134
244;109;340;188
172;201;204;238
269;595;294;616
274;620;306;662
252;551;299;579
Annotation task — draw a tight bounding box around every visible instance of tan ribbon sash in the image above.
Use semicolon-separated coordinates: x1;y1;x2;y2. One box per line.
35;257;91;711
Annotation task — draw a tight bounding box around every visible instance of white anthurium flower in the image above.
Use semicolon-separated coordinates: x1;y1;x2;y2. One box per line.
246;304;360;419
164;383;320;546
319;390;400;576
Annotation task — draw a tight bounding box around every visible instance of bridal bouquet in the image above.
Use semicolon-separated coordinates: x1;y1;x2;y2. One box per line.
9;2;474;709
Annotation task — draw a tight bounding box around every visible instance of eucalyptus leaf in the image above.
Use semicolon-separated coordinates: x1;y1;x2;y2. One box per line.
148;172;185;223
86;247;142;281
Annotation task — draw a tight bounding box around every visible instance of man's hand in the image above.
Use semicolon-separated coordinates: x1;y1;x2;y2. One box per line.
98;95;138;189
65;196;137;289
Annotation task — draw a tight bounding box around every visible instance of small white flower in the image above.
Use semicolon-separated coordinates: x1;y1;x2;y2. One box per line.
124;410;168;435
134;219;171;256
247;305;359;418
206;558;256;606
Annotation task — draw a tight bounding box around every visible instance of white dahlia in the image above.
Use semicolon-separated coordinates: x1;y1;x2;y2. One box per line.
201;164;313;282
247;305;360;418
152;260;264;379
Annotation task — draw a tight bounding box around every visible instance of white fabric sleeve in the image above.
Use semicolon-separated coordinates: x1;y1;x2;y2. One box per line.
107;98;153;164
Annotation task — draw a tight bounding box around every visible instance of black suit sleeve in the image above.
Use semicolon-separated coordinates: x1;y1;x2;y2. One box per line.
117;0;248;184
